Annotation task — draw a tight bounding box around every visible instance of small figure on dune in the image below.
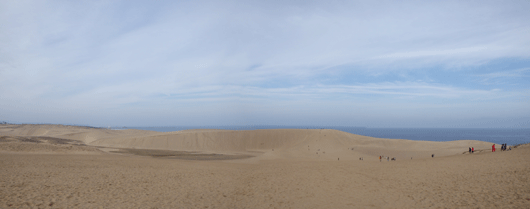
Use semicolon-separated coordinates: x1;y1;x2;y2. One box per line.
379;156;382;162
469;147;471;153
472;147;474;153
492;144;495;152
432;154;434;158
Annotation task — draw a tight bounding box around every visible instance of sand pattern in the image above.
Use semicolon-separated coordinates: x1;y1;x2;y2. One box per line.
0;136;100;154
1;124;529;208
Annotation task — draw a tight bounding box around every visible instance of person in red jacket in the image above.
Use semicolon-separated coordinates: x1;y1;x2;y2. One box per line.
472;147;474;153
492;144;495;152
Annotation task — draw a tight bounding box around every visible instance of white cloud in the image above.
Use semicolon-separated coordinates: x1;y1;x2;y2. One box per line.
1;0;529;126
479;67;530;79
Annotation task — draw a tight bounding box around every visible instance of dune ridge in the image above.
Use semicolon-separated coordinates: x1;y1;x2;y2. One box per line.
1;124;496;160
1;124;528;208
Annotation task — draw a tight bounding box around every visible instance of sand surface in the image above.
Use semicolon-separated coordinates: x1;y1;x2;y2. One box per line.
1;124;529;208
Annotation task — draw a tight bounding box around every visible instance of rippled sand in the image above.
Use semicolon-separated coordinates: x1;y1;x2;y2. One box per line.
1;124;529;208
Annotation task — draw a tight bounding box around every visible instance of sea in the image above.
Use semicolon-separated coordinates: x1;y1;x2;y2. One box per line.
119;126;530;146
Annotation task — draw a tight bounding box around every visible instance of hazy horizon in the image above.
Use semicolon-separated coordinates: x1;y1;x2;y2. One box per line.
1;1;529;128
2;122;530;129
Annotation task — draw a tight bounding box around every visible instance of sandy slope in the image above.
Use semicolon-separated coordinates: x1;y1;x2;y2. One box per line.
1;144;529;208
0;124;160;144
0;124;498;160
1;124;527;208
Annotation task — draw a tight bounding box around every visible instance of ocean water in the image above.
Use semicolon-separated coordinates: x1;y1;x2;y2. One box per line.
121;126;530;146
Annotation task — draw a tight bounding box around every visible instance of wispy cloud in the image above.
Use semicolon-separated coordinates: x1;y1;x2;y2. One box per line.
478;67;530;80
476;67;530;85
0;0;529;126
75;82;508;105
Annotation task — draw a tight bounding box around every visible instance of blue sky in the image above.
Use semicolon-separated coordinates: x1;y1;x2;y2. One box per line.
1;0;529;128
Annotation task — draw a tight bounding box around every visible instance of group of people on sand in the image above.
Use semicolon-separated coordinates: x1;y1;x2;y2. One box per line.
379;155;395;162
469;144;510;153
492;143;510;152
379;155;384;162
500;143;510;151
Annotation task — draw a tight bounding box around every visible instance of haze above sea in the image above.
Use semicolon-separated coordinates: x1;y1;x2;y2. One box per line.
116;126;530;146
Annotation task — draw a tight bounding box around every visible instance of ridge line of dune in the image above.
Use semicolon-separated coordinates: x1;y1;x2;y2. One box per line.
1;124;498;159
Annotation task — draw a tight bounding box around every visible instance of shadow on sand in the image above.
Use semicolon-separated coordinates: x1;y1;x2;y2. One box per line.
109;148;255;161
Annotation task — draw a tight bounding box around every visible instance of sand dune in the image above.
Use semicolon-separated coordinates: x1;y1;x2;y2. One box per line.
1;124;527;208
1;124;497;161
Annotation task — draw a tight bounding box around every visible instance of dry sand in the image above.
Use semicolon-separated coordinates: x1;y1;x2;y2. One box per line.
1;124;529;208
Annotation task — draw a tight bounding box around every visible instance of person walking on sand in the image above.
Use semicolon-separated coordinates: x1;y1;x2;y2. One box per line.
472;147;474;153
379;156;381;162
492;144;495;152
469;147;471;153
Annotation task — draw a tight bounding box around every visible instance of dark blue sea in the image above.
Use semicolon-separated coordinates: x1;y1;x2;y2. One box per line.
119;126;530;146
